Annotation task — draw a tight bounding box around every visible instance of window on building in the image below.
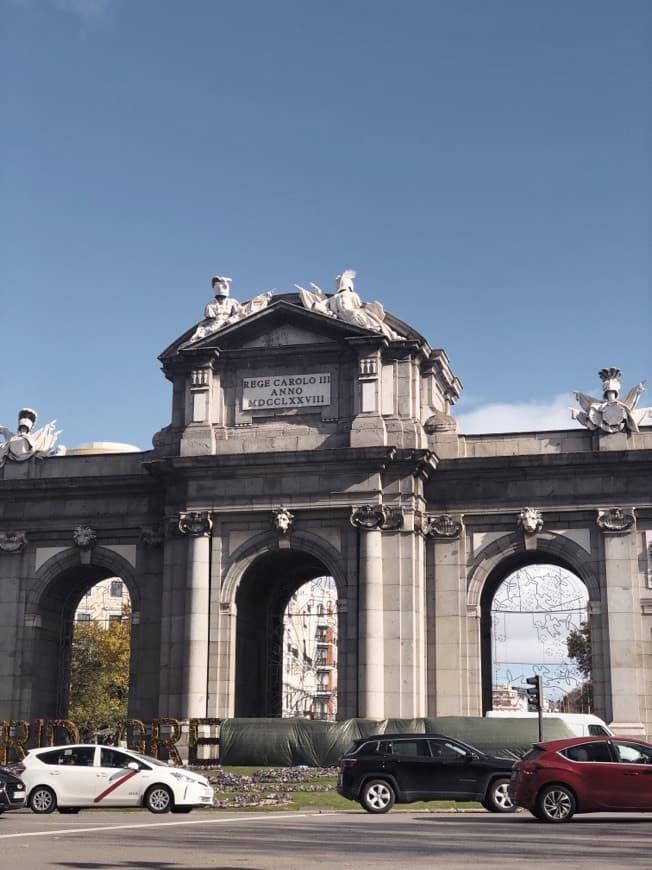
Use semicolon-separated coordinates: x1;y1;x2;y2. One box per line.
76;613;91;622
110;580;124;598
312;701;326;720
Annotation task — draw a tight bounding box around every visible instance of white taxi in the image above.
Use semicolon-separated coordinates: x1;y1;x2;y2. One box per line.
18;744;214;814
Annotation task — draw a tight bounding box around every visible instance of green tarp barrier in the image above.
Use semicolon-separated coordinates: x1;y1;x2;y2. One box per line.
219;716;575;767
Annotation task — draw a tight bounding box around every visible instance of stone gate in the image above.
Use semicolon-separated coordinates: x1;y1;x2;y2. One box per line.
1;272;651;736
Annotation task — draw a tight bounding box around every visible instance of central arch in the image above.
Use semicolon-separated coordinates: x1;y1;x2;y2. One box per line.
234;548;336;717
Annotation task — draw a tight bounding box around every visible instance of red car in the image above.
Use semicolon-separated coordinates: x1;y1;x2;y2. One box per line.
510;735;652;822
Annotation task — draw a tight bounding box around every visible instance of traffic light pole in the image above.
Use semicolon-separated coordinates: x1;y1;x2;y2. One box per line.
526;675;543;741
537;702;543;742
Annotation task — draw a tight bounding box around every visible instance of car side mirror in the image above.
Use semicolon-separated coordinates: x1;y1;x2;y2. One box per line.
126;762;139;771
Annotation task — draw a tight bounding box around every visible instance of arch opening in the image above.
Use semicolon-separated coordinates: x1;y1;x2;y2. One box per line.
282;576;338;721
481;554;590;714
32;567;133;723
234;549;338;718
69;578;132;737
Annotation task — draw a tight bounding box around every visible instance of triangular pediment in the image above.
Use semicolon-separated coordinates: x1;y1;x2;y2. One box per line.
166;297;381;359
160;292;427;367
237;320;333;349
218;301;376;349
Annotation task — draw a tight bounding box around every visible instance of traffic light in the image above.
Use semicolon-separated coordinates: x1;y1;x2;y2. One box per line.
526;675;542;712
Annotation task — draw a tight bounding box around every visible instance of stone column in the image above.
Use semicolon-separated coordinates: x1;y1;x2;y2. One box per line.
178;511;212;719
351;505;393;719
426;514;468;715
0;531;28;718
597;508;645;736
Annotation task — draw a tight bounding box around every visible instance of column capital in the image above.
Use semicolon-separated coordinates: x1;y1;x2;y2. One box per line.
596;507;635;535
425;513;463;539
0;530;28;554
140;525;164;548
178;511;213;537
351;504;403;531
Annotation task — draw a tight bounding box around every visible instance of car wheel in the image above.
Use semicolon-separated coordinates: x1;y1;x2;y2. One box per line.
535;784;576;823
29;786;57;814
171;806;193;814
58;807;80;814
482;777;516;813
144;784;173;813
360;779;396;814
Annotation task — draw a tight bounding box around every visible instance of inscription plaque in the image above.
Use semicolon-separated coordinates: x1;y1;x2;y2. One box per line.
242;373;331;411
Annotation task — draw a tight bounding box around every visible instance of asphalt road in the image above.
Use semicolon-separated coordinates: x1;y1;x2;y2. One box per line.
0;808;650;870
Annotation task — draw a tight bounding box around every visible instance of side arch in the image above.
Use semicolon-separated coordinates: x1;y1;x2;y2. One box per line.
26;546;140;619
468;532;600;607
467;532;601;715
23;547;140;719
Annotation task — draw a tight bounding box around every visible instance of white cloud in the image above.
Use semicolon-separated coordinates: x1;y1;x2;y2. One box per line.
456;391;582;435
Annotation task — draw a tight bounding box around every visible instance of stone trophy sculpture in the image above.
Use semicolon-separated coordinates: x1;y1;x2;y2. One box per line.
571;368;651;434
0;408;63;468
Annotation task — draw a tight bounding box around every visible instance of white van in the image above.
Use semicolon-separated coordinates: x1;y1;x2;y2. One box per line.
485;711;613;737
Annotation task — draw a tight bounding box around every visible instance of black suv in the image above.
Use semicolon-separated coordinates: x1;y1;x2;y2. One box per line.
337;733;516;814
0;766;26;814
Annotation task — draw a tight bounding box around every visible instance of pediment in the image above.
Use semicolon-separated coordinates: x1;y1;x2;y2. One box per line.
220;301;378;349
160;293;427;367
165;297;379;359
236;320;333;349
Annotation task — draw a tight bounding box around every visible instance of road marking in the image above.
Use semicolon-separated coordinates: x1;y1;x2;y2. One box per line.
0;811;319;839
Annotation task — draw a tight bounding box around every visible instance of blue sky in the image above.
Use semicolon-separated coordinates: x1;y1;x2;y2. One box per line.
2;0;650;451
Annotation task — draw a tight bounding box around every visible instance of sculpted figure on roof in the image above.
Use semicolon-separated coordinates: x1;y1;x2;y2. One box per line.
295;270;403;340
189;276;273;342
